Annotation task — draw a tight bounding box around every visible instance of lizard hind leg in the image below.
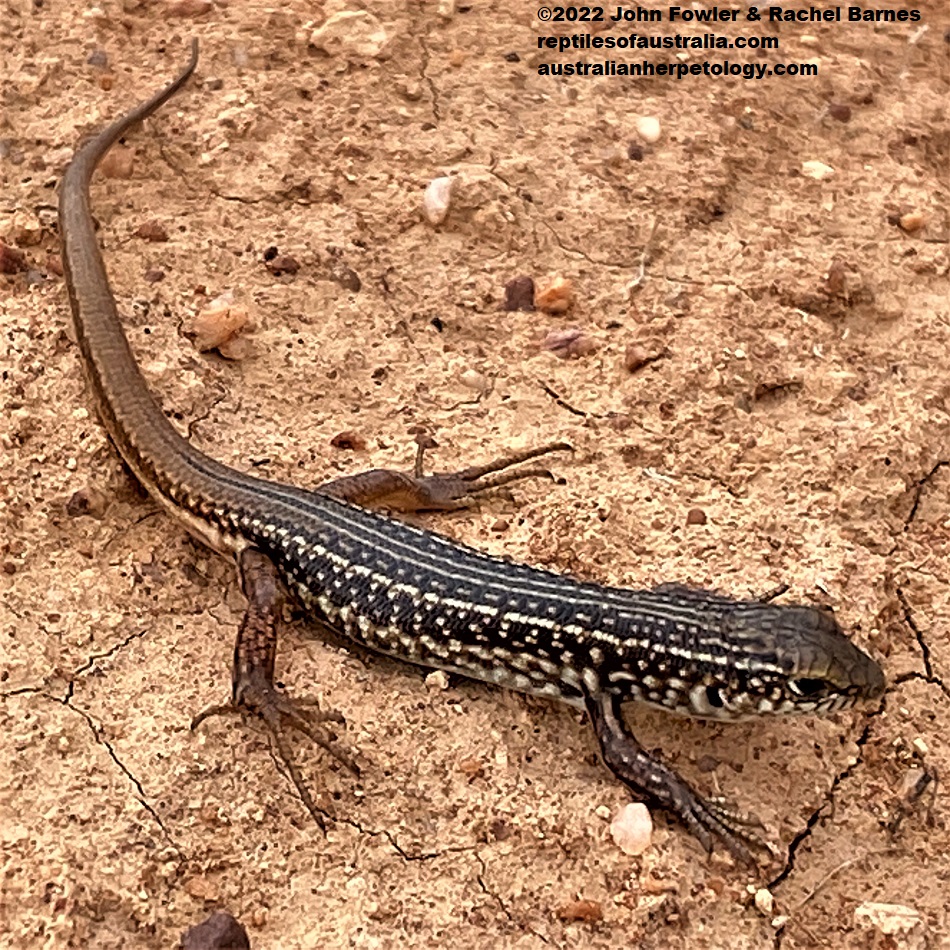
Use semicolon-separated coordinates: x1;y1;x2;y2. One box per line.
191;547;359;831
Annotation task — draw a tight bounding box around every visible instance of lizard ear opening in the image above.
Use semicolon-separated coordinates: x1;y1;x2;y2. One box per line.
788;677;830;698
704;685;724;709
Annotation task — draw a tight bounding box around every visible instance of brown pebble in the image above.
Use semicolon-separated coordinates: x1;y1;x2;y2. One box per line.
899;211;926;233
627;141;644;161
0;241;27;274
822;257;848;296
491;518;510;532
330;430;367;451
827;102;851;122
503;275;535;311
98;145;135;179
623;344;651;373
135;220;169;242
686;507;707;525
623;340;667;373
542;327;598;360
66;486;109;519
534;274;574;314
98;74;114;91
265;253;300;276
144;268;165;283
457;757;485;779
557;899;604;923
179;910;250;950
182;876;218;901
46;253;64;277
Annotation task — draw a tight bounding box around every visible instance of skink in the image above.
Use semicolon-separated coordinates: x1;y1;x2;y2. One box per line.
58;41;885;863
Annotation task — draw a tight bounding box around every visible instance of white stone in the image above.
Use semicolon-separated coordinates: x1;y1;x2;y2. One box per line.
609;802;653;855
636;116;662;144
310;11;390;60
801;160;834;180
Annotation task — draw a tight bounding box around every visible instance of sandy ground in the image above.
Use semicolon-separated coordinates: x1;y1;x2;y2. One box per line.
2;1;948;947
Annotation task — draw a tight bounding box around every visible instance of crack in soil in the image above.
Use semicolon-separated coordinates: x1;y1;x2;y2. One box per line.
897;587;949;698
767;718;876;893
475;852;553;946
904;460;948;527
336;812;477;863
39;689;186;860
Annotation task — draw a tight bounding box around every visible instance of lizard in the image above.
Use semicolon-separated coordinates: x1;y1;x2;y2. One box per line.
58;40;885;864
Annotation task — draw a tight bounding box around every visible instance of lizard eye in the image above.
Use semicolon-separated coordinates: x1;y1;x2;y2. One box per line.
789;677;830;697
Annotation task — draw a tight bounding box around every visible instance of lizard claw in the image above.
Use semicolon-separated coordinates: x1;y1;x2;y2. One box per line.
192;666;359;831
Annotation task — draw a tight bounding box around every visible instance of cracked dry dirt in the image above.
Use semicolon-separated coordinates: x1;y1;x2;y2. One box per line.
2;3;949;948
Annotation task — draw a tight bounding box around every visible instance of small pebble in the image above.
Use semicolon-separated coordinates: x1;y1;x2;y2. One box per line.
626;142;644;161
330;430;367;451
310;10;390;59
423;176;453;225
458;368;489;393
98;145;135;179
636;116;662;144
180;910;250;950
534;274;574;314
827;101;852;122
609;802;653;855
265;253;300;276
853;902;927;944
9;210;43;246
899;211;926;233
456;757;484;778
556;900;603;923
822;258;848;296
754;888;775;916
217;336;252;361
185;292;249;352
425;670;450;690
686;507;707;525
912;736;929;755
801;160;834;180
503;275;535;311
542;327;597;359
0;241;27;274
65;486;109;519
491;518;509;533
623;343;657;373
135;220;169;242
